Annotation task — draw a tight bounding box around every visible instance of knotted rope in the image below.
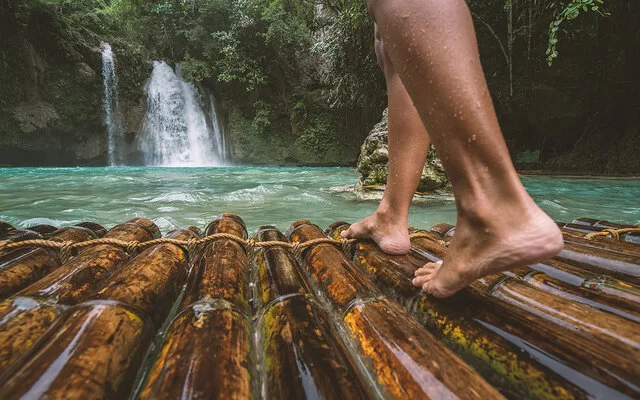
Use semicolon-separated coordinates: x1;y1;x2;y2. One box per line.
584;227;640;241
0;232;439;262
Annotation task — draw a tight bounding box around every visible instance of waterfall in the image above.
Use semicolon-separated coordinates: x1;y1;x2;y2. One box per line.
209;94;228;164
139;61;223;166
101;43;123;166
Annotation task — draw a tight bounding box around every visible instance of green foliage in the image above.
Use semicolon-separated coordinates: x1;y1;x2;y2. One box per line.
251;101;272;134
318;0;384;109
298;115;337;153
546;0;609;65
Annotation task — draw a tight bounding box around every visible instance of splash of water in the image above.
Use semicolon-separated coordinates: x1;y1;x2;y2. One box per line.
139;61;222;166
101;43;123;166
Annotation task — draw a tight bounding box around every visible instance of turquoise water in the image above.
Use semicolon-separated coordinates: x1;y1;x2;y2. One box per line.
0;167;638;234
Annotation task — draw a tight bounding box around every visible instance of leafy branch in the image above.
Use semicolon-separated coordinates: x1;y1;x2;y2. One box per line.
546;0;609;65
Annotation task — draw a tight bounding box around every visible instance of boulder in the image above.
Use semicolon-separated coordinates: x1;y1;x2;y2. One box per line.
357;108;449;193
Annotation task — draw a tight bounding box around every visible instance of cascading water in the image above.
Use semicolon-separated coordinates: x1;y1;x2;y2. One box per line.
101;43;123;166
209;94;228;164
139;61;223;166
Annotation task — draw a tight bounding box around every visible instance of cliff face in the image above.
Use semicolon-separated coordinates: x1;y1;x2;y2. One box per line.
0;42;147;166
0;0;147;166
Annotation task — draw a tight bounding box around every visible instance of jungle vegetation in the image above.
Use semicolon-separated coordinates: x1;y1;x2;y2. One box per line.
0;0;638;172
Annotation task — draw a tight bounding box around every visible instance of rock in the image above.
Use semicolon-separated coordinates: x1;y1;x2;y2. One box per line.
357;108;449;193
11;102;59;133
75;62;97;85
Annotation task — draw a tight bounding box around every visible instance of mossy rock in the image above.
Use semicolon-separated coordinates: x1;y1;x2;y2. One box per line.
358;108;449;192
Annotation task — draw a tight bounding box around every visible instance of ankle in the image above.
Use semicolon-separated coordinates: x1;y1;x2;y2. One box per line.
375;204;408;225
456;190;534;227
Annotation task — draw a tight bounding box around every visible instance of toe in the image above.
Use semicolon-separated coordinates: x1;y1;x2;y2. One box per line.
412;275;429;287
412;269;436;287
414;260;442;277
341;221;370;240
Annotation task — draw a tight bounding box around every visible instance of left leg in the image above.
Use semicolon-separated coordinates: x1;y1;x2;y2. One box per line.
341;24;431;255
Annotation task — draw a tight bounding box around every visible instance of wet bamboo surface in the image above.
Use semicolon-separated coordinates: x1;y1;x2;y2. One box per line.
255;226;370;399
0;224;104;299
409;225;640;398
0;218;159;378
0;226;198;399
138;214;254;400
0;215;637;400
289;220;503;399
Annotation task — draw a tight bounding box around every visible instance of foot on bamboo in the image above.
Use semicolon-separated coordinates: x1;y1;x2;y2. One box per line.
412;201;564;298
341;210;410;255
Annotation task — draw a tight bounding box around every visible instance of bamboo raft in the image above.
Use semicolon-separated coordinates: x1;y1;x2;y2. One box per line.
0;215;638;399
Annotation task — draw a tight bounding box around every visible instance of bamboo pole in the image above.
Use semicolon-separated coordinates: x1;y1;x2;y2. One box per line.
255;226;370;399
74;222;108;238
17;218;160;304
139;214;254;400
91;227;200;325
0;301;153;399
328;222;588;400
429;222;456;238
0;218;159;378
423;227;640;315
25;224;58;236
410;233;640;397
289;220;504;400
555;242;640;284
0;227;199;399
0;225;102;299
511;262;640;321
0;228;42;247
572;218;637;230
0;221;14;236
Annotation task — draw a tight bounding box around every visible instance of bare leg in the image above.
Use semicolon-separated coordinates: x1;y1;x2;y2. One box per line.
341;24;430;255
365;0;563;297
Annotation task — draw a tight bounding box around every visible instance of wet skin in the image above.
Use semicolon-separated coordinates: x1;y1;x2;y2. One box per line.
342;0;563;298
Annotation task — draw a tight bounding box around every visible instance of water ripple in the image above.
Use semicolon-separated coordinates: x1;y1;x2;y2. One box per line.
0;168;638;234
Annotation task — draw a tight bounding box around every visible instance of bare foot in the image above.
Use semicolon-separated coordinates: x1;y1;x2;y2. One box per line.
412;200;564;298
341;210;410;255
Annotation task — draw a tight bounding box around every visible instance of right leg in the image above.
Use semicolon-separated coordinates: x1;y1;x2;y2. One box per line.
341;24;431;255
365;0;563;297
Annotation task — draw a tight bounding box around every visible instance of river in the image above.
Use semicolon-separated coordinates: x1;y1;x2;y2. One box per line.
1;167;638;233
